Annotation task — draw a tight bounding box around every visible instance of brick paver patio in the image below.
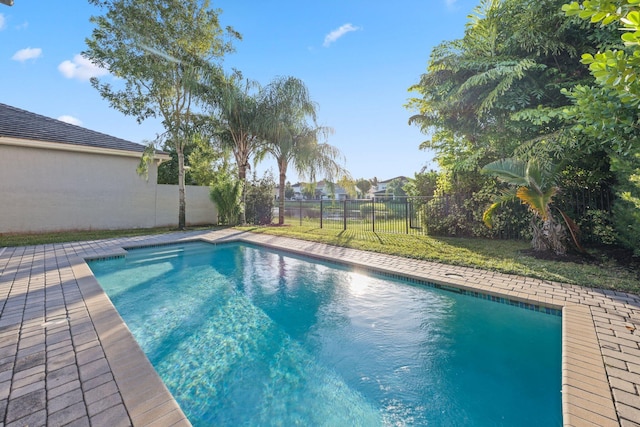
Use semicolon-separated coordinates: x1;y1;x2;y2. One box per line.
1;228;639;426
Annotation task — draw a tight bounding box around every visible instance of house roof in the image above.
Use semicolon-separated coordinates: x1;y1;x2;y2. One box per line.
0;102;152;154
378;176;409;184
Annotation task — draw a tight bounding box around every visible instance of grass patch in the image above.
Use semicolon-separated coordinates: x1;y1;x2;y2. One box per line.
236;225;640;294
3;224;638;294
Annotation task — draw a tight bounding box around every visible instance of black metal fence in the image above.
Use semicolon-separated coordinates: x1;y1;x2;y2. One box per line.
278;188;613;240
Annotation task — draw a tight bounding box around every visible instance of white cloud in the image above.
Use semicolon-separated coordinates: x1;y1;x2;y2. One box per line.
445;0;459;10
11;47;42;62
58;54;109;81
323;23;361;47
0;14;5;31
57;115;83;126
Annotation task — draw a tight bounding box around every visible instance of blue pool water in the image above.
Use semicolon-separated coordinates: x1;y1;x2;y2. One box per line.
88;242;562;426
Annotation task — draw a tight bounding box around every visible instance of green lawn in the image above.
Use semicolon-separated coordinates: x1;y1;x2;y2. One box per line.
2;225;638;294
236;225;640;294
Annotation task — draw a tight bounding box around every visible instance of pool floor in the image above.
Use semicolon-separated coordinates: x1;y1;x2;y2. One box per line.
89;242;562;426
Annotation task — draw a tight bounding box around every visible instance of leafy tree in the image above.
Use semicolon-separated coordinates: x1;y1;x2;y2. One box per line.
157;144;197;185
259;76;348;224
244;172;275;225
284;181;295;200
355;178;372;197
85;0;238;229
337;176;357;199
404;170;439;198
563;0;640;104
157;132;230;185
561;0;640;254
301;183;315;200
386;178;408;198
406;0;613;185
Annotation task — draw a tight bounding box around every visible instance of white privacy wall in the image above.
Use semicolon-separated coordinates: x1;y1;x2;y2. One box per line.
0;143;217;234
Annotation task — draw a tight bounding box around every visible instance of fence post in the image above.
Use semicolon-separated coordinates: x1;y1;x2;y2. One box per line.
343;199;347;231
372;197;376;233
320;199;323;229
405;198;409;234
299;200;302;226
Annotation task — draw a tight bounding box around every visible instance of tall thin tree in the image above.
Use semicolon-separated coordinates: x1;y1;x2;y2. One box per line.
202;73;263;224
259;76;348;224
85;0;239;228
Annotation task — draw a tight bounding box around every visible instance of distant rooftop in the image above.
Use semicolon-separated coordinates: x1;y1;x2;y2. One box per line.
0;102;150;154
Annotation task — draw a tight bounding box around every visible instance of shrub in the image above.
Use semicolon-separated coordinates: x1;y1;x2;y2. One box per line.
210;176;241;225
245;172;275;225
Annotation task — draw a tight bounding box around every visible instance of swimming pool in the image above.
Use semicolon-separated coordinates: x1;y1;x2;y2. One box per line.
88;241;562;426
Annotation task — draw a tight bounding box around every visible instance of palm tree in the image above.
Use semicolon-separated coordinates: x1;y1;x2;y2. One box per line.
481;157;582;255
205;74;264;224
259;76;348;224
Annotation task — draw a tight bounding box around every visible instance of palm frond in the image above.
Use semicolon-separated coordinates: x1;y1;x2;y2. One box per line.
516;186;557;219
482;187;518;228
481;158;528;186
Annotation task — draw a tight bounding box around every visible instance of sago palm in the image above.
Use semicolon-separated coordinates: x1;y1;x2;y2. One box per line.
482;158;582;255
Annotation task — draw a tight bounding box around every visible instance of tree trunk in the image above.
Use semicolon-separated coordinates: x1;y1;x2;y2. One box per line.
177;144;186;230
239;163;247;225
531;216;566;255
278;162;287;225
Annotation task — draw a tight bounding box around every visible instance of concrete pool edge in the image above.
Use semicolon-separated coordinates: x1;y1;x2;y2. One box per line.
562;305;618;426
2;228;632;426
71;259;190;426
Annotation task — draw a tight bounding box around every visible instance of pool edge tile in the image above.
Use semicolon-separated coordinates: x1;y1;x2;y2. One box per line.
72;255;192;426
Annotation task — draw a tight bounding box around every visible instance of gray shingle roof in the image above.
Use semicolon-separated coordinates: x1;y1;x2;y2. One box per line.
0;102;148;153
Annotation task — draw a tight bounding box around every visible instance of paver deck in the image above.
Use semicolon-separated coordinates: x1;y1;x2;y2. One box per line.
0;228;639;426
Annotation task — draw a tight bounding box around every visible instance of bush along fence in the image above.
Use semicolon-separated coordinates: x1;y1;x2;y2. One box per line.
278;188;613;242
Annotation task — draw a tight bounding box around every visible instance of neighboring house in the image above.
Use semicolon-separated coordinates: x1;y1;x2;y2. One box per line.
276;180;352;201
315;180;351;200
0;103;217;234
370;176;409;198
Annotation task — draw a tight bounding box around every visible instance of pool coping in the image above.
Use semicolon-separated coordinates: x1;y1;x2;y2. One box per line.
1;228;637;426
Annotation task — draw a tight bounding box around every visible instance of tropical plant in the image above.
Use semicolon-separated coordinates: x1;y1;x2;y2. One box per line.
85;0;239;229
481;158;583;254
259;76;348;224
209;173;241;225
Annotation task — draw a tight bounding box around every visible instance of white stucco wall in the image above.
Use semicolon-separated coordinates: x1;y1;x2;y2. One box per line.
155;185;217;227
0;143;217;234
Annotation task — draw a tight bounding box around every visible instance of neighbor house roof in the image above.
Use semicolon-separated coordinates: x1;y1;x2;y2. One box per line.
0;102;167;158
378;176;409;184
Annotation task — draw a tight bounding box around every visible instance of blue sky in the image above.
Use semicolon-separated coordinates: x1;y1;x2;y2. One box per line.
1;0;478;183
